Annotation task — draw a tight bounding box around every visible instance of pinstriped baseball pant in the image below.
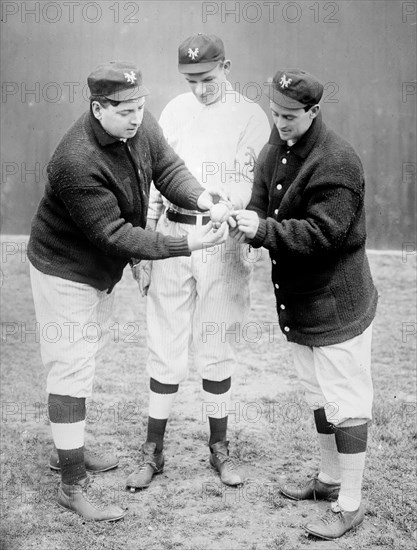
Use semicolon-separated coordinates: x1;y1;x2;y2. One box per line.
146;215;253;384
29;262;114;398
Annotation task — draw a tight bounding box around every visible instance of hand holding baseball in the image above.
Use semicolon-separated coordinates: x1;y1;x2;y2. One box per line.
234;210;260;239
197;189;229;211
210;200;237;229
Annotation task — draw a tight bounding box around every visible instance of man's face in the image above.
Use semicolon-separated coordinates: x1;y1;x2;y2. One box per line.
269;100;318;145
184;61;230;105
94;97;146;139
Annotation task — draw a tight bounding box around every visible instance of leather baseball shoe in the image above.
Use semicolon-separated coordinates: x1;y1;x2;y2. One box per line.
280;474;340;501
304;502;365;540
126;442;164;490
209;441;243;486
58;477;127;521
50;448;119;473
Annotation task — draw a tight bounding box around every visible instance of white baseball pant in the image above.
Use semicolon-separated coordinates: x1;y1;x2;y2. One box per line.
290;322;374;425
146;215;254;384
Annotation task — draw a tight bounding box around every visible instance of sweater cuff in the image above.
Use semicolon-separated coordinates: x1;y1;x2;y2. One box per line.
166;236;191;257
190;189;205;212
250;218;267;248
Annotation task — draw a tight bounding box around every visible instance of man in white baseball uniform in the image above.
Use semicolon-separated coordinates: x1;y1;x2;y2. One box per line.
127;34;270;490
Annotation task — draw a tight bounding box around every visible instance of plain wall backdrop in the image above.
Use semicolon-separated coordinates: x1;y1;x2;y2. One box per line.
1;0;416;248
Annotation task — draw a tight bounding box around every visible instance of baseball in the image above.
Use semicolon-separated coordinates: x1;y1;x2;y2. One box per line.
210;202;230;224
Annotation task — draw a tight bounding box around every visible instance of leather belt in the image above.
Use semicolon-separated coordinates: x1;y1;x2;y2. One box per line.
166;209;210;226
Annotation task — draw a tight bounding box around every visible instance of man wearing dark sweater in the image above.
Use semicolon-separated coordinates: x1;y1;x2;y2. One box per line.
27;61;228;521
233;69;378;540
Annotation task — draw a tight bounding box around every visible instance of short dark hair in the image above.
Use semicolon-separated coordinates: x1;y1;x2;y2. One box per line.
303;104;315;112
90;96;121;109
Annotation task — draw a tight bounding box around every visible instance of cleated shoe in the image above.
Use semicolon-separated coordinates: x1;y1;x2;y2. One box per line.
50;447;119;473
280;474;340;501
304;501;365;540
209;441;243;486
126;442;164;490
58;477;127;522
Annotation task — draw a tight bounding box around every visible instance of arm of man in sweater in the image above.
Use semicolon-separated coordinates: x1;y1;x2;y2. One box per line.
241;155;364;257
51;163;222;261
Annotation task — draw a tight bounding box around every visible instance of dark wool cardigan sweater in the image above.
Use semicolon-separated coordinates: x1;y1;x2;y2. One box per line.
28;109;205;291
248;113;378;346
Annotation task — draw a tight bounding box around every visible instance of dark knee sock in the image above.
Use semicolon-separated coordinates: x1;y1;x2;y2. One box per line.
202;378;231;447
48;394;86;485
146;378;179;452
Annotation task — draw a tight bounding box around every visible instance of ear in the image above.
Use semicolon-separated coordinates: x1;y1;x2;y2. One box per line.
91;100;103;120
310;104;320;119
222;59;231;74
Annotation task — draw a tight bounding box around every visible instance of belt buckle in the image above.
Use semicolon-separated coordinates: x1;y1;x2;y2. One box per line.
195;215;205;226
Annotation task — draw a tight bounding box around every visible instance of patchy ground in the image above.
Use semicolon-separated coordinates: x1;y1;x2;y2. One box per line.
1;237;416;550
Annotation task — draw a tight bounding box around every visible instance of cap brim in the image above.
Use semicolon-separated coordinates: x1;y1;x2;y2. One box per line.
267;87;307;109
105;85;150;101
178;61;219;74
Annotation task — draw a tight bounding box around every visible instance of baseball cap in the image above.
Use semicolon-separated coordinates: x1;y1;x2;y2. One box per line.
178;33;225;74
88;61;150;101
268;69;323;109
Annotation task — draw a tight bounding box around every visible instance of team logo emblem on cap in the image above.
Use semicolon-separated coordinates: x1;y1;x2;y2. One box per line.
124;71;137;84
187;48;199;60
279;74;292;89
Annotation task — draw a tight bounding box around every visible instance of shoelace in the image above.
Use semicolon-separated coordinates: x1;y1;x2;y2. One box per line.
80;479;105;509
319;506;343;526
215;453;237;470
137;458;158;472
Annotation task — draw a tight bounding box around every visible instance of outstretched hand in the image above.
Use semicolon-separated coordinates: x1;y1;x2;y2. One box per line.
187;221;229;252
233;210;260;240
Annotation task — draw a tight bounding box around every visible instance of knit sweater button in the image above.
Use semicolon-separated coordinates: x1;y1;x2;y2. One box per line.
274;209;278;215
276;184;282;190
272;259;276;265
274;283;279;289
282;158;287;164
280;304;285;310
284;326;290;332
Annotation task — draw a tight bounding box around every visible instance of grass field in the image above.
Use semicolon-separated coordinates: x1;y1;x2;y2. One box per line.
1;237;416;550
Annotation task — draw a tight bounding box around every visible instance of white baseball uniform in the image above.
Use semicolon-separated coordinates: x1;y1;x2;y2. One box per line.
146;84;270;384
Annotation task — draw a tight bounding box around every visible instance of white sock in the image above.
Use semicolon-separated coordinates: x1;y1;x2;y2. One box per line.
337;451;366;511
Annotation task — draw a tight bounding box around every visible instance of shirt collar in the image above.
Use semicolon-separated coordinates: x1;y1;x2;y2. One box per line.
268;111;324;159
89;111;122;147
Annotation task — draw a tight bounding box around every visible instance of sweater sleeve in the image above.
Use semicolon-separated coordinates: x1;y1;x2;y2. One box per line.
51;164;190;260
251;172;364;257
